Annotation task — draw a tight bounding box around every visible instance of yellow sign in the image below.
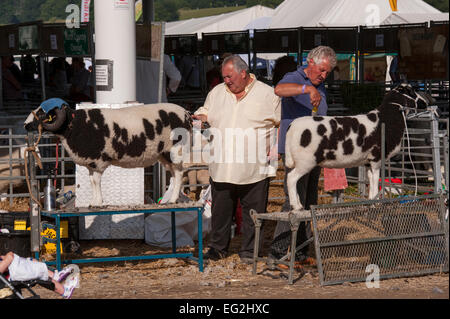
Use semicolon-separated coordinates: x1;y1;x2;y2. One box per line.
14;220;27;231
389;0;398;11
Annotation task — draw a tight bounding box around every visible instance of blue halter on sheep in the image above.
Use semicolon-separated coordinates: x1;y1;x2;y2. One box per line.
24;102;192;207
284;83;434;211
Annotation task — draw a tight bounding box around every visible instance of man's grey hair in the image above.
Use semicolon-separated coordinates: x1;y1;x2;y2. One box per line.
222;55;249;74
307;46;337;69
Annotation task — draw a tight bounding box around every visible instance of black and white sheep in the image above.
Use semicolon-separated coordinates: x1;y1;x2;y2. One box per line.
24;102;192;206
285;83;434;211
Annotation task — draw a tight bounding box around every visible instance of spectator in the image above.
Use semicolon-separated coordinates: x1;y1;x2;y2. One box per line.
1;56;23;101
136;54;181;103
206;53;232;91
193;55;281;264
49;57;68;94
272;55;297;87
269;46;337;266
20;54;37;83
68;57;91;102
178;55;200;90
8;56;22;84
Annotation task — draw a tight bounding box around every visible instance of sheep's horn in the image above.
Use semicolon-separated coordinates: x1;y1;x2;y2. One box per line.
42;107;66;132
417;91;435;105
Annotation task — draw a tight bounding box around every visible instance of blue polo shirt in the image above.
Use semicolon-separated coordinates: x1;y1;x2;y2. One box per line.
278;66;328;154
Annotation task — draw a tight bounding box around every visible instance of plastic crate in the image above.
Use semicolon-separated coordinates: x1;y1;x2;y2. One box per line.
0;212;30;233
0;232;31;257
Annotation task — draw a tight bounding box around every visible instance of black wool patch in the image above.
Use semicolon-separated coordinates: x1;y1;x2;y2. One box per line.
102;153;112;162
168;112;190;130
314;137;328;163
159;110;170;127
357;124;366;147
158;141;164;153
300;129;312;147
143;119;155;140
155;119;163;135
168;112;192;144
326;151;336;160
63;109;109;160
367;112;377;122
313;116;324;121
343;139;354;155
161;151;172;164
371;146;381;161
336;117;359;136
112;132;147;159
317;124;327;136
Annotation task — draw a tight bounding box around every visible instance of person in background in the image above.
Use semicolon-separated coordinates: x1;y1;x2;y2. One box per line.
1;56;23;101
20;54;37;83
269;46;337;267
193;55;281;264
136;54;181;104
8;56;22;84
68;57;91;102
272;55;297;87
178;54;200;90
48;57;68;94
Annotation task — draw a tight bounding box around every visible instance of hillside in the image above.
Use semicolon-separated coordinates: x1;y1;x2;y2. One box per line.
0;0;447;25
178;6;246;20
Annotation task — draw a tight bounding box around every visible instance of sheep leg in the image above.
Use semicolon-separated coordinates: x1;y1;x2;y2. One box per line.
367;164;381;200
89;170;103;206
168;165;183;203
286;167;307;211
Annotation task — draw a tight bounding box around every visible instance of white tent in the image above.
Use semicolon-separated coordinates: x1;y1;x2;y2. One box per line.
165;5;274;38
269;0;443;28
381;12;449;25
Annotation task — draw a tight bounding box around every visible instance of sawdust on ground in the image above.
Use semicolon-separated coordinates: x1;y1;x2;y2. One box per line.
2;168;449;301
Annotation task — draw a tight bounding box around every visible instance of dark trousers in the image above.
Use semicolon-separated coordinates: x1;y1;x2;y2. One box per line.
269;155;321;260
208;177;270;258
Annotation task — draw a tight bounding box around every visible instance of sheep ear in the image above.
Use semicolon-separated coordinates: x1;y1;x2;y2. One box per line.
42;106;66;132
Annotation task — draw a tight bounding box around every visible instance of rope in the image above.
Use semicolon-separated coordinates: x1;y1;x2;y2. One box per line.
24;111;44;209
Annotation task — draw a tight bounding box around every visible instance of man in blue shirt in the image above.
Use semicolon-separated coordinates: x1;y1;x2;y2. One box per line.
270;46;337;264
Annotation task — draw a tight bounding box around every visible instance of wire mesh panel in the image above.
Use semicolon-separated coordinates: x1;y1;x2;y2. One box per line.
311;195;449;286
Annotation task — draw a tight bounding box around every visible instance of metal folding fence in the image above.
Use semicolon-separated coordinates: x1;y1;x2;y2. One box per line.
311;194;448;286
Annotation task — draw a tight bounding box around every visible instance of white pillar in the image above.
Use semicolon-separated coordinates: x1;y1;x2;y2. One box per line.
94;0;136;104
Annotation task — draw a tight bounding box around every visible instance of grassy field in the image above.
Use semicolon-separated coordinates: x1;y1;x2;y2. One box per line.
178;6;246;20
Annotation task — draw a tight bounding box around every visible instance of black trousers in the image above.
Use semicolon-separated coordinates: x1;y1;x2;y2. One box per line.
208;177;270;258
269;155;321;260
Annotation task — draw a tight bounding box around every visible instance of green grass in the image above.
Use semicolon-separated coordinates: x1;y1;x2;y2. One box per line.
178;6;246;20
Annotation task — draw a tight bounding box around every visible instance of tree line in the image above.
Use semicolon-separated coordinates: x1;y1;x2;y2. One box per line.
0;0;447;25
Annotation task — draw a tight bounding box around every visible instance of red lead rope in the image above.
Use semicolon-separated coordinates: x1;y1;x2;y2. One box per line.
53;138;59;188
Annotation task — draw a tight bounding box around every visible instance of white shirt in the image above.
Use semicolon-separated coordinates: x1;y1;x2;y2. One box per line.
195;74;281;184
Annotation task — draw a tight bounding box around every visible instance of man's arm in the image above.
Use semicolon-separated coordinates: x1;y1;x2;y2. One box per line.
164;55;181;94
274;83;322;108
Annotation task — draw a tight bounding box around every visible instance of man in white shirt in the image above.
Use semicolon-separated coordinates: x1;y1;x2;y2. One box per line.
193;55;281;263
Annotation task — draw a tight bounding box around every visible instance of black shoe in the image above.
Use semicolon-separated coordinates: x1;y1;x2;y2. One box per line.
204;247;226;261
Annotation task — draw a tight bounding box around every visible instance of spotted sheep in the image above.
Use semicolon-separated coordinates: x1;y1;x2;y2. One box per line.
24;102;192;206
285;84;434;211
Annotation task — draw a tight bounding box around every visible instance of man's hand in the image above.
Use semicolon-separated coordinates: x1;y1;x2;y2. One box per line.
304;85;321;108
192;114;207;122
